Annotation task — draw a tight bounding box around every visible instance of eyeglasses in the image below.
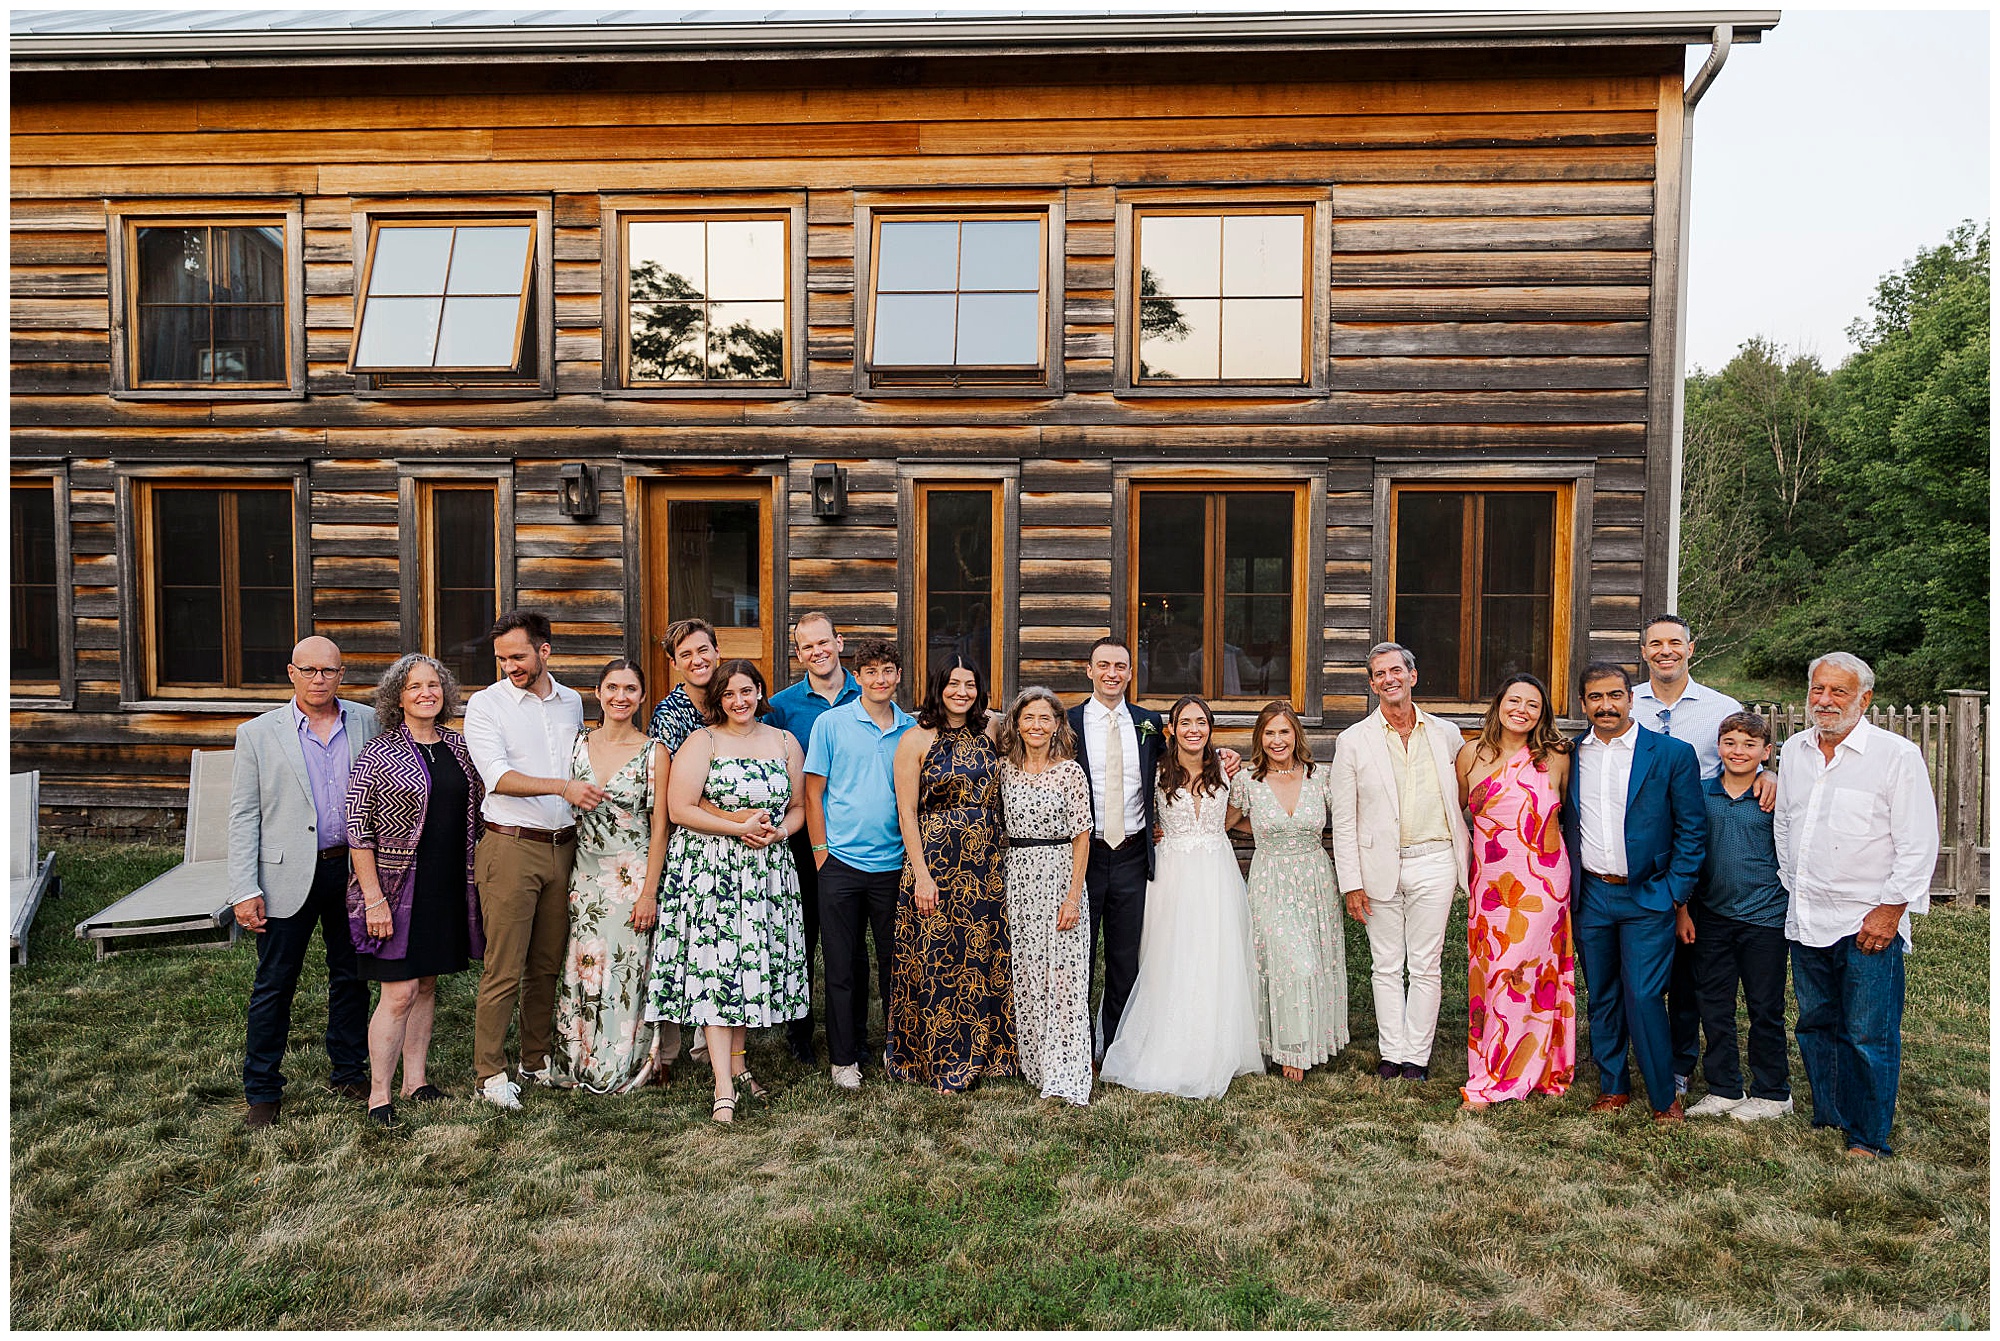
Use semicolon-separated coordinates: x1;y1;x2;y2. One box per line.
290;665;344;680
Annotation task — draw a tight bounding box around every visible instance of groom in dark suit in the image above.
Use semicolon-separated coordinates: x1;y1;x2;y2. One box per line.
1068;636;1166;1060
1561;662;1708;1122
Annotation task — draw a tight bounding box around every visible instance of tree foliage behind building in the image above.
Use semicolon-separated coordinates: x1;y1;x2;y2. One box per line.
1680;221;1989;701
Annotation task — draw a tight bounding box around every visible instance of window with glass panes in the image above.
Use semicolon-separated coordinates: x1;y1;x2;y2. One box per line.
1131;486;1305;704
917;485;1001;698
624;216;787;384
127;221;288;386
11;481;61;688
145;486;295;691
351;221;536;372
869;215;1045;381
423;484;499;690
1134;209;1308;384
1389;487;1564;705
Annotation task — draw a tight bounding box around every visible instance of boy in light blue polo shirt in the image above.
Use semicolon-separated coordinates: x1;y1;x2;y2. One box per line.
802;637;912;1090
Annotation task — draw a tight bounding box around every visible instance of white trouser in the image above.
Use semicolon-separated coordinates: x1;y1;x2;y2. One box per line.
1365;847;1459;1066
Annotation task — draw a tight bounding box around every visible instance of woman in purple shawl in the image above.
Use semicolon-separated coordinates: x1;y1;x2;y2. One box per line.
345;653;485;1127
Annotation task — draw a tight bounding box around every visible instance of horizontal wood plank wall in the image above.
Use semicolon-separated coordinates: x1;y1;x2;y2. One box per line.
11;46;1674;815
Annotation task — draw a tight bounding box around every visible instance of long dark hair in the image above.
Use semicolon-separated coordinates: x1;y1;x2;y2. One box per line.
916;656;989;734
1474;673;1569;770
703;659;767;725
1156;695;1226;801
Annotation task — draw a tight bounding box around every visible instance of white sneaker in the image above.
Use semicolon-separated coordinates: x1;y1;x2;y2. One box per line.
1730;1096;1795;1122
830;1064;862;1091
480;1074;523;1110
519;1061;555;1088
1685;1092;1746;1118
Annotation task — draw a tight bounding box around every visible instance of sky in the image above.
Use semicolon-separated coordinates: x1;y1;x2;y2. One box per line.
1684;6;1991;372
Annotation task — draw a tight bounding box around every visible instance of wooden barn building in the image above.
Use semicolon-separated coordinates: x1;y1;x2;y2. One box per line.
9;7;1778;833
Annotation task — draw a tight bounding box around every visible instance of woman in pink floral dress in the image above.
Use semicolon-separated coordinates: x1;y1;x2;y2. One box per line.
1453;673;1576;1108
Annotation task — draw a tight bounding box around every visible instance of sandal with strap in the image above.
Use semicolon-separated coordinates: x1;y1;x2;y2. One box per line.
711;1095;736;1124
731;1067;770;1102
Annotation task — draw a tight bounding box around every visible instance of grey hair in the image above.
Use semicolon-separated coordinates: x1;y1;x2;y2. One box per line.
1367;641;1417;674
1807;651;1876;695
999;685;1078;768
374;652;461;732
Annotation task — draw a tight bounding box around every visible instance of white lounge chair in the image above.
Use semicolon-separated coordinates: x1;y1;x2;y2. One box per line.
11;771;60;964
74;749;238;960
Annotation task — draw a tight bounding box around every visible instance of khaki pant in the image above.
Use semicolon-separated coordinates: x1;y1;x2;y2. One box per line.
474;830;575;1083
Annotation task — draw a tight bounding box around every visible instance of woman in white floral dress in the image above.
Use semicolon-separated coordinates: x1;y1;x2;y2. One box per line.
552;660;672;1094
646;660;809;1123
996;687;1095;1106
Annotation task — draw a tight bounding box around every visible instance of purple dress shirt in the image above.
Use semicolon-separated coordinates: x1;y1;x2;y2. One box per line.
291;701;352;852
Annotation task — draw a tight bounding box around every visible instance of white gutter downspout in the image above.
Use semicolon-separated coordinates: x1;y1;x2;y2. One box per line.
1663;23;1733;607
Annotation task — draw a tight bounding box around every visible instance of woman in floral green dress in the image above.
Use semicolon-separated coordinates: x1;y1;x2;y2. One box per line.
646;660;809;1123
552;660;672;1095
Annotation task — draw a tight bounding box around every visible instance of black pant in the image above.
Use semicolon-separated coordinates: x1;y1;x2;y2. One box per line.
242;855;369;1104
1086;835;1149;1058
787;830;821;1052
1670;934;1703;1081
1691;906;1791;1101
816;854;899;1068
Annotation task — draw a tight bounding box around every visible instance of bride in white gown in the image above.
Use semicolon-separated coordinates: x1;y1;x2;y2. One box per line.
1099;695;1265;1100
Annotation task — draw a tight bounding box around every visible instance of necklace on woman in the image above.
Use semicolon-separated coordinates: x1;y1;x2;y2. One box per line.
1269;761;1300;777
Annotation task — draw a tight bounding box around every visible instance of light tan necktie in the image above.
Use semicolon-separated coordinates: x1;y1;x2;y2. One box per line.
1103;712;1127;848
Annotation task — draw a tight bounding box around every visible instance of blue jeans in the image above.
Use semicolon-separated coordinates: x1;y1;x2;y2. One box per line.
1574;873;1679;1108
1790;935;1905;1156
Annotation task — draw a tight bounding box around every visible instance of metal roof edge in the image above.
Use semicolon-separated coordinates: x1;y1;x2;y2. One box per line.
10;9;1781;69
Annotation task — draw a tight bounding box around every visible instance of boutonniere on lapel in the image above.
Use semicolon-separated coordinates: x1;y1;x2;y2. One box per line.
1135;720;1161;746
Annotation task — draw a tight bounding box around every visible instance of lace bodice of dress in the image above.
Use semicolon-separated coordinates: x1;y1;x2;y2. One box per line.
1154;784;1233;855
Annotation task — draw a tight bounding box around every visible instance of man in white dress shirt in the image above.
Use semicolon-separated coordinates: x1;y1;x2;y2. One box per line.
1328;642;1470;1083
1773;652;1938;1159
461;609;602;1109
1629;613;1775;1096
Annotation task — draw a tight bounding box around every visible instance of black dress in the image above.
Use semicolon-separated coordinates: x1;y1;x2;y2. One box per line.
359;738;473;983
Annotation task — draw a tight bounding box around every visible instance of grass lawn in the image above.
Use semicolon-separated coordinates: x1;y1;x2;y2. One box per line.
9;841;1989;1329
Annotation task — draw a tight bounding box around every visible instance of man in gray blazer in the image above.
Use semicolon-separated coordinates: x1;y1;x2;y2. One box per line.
228;635;379;1128
1328;643;1472;1082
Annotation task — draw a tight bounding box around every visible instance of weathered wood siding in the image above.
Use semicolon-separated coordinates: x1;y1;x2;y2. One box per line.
11;46;1679;818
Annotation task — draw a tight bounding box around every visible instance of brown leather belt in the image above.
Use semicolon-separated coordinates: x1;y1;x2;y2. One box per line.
486;822;577;845
317;844;350;862
1585;870;1629;885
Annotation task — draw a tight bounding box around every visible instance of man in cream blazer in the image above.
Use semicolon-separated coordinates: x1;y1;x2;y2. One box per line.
1328;642;1470;1081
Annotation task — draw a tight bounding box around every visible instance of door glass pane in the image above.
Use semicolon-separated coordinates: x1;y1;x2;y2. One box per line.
368;227;453;295
1139;215;1220;297
667;500;760;630
445;226;532;295
872;293;956;365
235;490;295;687
1138;296;1220;380
876;221;959;291
954;292;1039;365
708;220;785;301
1395;492;1466;695
1220;297;1304;381
1221;493;1293;700
432;488;496;690
10;486;59;682
1135;492;1206;698
1478;492;1556;698
154;491;223;685
958;220;1040;291
1221;214;1305;296
923;490;995;688
705;301;785;379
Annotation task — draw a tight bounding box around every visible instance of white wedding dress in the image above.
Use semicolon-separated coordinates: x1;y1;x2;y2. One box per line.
1099;783;1265;1099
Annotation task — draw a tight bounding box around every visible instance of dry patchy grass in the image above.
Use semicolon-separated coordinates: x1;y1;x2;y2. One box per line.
9;841;1989;1328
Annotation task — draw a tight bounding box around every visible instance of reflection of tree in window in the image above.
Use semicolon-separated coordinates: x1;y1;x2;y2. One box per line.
629;259;784;383
1135;265;1190;380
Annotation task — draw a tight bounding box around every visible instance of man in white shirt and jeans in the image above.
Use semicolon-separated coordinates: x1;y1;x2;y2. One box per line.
461;609;601;1109
1773;652;1938;1159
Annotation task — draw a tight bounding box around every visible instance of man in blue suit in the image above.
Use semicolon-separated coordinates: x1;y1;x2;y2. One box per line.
1562;662;1707;1122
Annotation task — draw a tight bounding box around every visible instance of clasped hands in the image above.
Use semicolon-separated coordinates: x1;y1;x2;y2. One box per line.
717;805;784;849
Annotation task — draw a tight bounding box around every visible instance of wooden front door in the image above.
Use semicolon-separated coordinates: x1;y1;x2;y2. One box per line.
640;480;776;703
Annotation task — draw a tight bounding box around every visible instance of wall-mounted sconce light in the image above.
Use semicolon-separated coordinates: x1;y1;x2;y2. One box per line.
811;462;848;520
558;463;599;519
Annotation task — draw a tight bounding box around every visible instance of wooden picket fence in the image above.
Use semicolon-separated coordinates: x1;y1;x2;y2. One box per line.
1747;690;1989;904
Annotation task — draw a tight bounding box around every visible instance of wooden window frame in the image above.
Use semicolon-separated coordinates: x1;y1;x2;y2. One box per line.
397;465;517;676
852;198;1066;398
10;469;75;708
116;469;311;710
897;469;1020;710
1117;469;1323;720
1113;190;1332;399
1375;466;1590;720
602;198;808;399
347;198;555;399
106;201;306;401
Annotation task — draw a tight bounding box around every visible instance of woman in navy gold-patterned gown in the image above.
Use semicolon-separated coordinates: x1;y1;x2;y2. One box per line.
886;656;1019;1091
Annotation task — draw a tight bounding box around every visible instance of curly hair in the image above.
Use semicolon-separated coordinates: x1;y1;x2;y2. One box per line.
998;686;1076;767
374;652;461;732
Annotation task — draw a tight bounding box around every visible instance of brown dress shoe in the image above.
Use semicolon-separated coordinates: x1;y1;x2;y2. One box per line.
243;1100;280;1129
1654;1098;1686;1124
1587;1093;1631;1113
